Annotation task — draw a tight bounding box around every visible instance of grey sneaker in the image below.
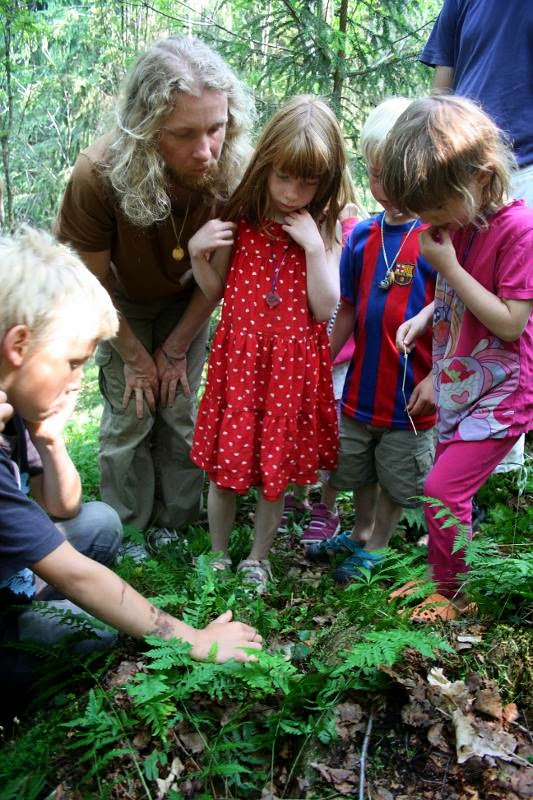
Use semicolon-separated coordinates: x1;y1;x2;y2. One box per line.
148;528;181;549
116;539;149;563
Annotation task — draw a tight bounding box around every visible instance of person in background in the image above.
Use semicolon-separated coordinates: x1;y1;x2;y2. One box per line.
0;227;261;706
57;36;253;541
306;98;436;584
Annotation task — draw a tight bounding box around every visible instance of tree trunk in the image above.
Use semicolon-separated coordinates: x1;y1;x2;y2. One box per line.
331;0;349;114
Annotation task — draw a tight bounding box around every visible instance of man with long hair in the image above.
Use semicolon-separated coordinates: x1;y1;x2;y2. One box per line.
57;36;252;538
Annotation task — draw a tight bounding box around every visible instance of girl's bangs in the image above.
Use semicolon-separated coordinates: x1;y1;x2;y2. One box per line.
274;133;330;180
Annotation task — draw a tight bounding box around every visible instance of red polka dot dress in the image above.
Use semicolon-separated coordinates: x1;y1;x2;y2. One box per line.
191;218;338;501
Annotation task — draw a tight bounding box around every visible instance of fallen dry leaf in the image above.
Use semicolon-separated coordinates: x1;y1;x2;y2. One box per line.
453;708;519;764
155;756;185;800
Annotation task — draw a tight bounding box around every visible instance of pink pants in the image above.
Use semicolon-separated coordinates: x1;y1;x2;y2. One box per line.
424;436;519;598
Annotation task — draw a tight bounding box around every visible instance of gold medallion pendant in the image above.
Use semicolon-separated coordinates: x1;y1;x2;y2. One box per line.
169;197;191;262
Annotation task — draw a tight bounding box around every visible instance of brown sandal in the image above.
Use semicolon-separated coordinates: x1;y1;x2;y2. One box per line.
388;579;428;601
410;594;478;623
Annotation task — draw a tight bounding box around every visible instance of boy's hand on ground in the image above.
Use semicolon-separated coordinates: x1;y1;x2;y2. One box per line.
189;610;262;663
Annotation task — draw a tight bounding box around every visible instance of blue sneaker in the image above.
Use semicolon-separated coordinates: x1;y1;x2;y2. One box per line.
306;531;368;563
332;549;383;585
306;531;383;584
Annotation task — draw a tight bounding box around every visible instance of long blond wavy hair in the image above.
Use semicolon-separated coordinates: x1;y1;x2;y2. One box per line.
104;36;253;227
223;95;355;246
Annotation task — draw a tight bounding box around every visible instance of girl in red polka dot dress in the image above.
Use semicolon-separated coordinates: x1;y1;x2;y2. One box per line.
188;95;354;591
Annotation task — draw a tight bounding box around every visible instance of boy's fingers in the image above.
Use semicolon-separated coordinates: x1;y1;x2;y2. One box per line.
212;609;232;624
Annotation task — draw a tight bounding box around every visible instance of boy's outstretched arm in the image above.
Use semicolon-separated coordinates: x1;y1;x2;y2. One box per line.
33;541;262;663
396;302;434;353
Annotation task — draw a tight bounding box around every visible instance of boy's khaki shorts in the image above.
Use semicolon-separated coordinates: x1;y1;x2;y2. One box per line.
329;414;435;507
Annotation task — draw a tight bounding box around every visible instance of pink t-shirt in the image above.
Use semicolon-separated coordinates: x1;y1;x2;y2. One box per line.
433;200;533;442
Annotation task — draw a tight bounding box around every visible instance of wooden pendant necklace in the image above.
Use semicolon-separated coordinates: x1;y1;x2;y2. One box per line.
265;240;289;308
169;197;191;261
379;214;418;289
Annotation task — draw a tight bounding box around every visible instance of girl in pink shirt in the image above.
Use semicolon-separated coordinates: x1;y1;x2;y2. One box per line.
382;96;533;619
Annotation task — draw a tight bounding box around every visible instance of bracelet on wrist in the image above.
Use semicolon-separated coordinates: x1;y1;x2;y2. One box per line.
161;347;186;366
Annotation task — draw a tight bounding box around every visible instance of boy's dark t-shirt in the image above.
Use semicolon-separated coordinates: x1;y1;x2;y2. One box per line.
0;417;63;606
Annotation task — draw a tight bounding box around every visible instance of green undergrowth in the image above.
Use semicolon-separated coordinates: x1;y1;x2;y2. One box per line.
0;366;531;798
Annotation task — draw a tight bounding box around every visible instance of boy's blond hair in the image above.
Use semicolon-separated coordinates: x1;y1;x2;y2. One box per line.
380;95;515;220
0;226;118;345
359;97;413;167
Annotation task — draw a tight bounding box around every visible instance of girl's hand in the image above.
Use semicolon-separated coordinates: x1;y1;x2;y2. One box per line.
282;209;324;255
188;219;236;260
418;226;460;277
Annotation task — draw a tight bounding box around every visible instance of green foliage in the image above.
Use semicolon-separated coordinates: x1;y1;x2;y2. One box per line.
422;492;533;620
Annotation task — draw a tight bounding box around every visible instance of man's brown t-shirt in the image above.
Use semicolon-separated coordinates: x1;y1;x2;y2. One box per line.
57;136;216;304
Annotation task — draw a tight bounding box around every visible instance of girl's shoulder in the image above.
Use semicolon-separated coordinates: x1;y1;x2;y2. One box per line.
487;200;533;240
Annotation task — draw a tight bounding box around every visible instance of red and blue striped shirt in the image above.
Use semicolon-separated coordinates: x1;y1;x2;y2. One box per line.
340;213;436;430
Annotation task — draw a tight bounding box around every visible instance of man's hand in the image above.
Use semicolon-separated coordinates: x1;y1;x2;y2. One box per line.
122;346;159;418
407;373;435;418
0;390;14;432
189;610;262;663
154;347;190;407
